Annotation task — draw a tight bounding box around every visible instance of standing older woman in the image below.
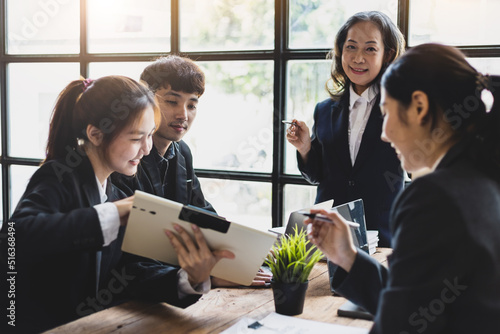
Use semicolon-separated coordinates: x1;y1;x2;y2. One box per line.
307;44;500;333
286;11;406;247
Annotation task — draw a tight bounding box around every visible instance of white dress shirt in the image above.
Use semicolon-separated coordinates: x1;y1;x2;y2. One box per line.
94;177;120;246
93;176;210;296
348;84;379;165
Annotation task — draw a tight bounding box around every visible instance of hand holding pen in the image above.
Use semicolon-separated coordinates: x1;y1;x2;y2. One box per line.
284;119;312;158
282;120;298;127
302;209;358;272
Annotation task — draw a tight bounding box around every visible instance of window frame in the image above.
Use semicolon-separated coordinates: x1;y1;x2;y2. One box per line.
1;0;500;226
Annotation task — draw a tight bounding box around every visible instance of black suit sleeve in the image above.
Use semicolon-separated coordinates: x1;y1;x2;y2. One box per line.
7;166;103;261
332;250;388;315
189;172;216;213
178;141;216;213
333;178;471;334
371;178;470;334
118;253;201;308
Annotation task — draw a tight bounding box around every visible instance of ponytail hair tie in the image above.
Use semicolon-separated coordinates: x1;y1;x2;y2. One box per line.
82;78;94;92
476;73;490;91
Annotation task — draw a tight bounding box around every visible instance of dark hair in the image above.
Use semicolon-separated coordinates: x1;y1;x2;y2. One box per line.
45;75;160;162
326;11;405;99
140;55;205;97
381;43;500;169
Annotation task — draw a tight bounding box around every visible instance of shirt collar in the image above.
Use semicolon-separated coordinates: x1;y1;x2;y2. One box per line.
165;143;176;160
349;84;379;109
95;176;108;203
152;143;177;164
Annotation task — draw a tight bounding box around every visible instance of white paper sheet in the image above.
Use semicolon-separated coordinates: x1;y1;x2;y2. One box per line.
220;312;369;334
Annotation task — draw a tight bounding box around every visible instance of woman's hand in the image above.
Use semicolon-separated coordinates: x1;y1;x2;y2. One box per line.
305;209;358;272
114;196;134;226
285;119;312;160
211;268;273;287
250;268;273;286
165;224;235;287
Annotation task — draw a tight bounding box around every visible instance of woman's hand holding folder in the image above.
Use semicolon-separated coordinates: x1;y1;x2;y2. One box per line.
165;223;235;286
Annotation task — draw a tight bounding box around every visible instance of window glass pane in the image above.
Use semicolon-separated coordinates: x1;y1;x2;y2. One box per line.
0;93;2;151
183;61;274;173
199;178;272;231
409;0;500;46
87;0;170;53
6;0;79;54
467;58;500;76
467;58;500;111
289;0;397;49
0;170;2;230
8;63;80;159
10;165;38;216
285;60;331;175
283;184;317;225
180;0;274;51
89;62;152;82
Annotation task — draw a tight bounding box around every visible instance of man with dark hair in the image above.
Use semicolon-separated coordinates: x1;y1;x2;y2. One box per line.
113;55;271;286
113;55;213;212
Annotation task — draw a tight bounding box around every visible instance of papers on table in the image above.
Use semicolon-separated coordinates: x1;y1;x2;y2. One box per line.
220;312;369;334
367;230;379;255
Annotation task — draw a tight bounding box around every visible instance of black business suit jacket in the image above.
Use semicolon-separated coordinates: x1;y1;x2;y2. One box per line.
112;141;215;212
0;156;199;333
332;140;500;333
298;93;404;246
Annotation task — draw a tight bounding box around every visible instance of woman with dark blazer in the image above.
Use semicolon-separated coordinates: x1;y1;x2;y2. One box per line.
1;76;233;333
286;11;406;246
307;44;500;333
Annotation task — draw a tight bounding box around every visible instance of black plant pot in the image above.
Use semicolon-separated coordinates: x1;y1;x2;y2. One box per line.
271;280;309;316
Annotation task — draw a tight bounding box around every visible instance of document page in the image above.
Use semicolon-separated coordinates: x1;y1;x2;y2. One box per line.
221;312;369;334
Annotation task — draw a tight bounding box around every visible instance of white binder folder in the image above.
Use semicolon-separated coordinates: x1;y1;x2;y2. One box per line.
122;190;277;285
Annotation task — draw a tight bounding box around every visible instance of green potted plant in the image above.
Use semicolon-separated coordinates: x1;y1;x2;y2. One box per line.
265;226;323;315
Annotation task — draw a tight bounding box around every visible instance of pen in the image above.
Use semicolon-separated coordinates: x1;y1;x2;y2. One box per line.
297;211;360;228
282;120;298;126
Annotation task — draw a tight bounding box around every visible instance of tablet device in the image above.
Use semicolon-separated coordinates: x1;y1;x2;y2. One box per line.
328;199;369;293
323;199;372;320
268;199;334;237
278;200;334;260
122;190;278;286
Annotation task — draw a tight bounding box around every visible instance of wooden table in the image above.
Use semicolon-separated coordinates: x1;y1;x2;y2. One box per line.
46;248;391;333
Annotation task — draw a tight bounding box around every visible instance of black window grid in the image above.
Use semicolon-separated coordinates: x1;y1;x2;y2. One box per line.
1;0;500;225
